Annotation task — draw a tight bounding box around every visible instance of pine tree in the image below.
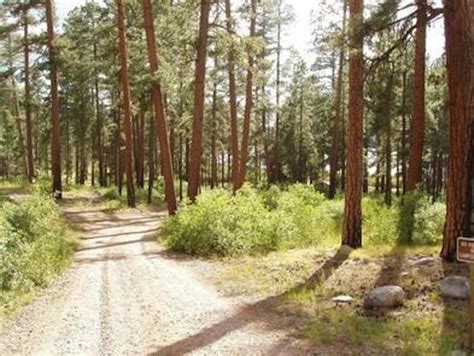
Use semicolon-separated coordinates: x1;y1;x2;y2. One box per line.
116;0;135;207
45;0;62;199
188;0;212;201
441;0;473;260
141;0;177;215
342;0;364;248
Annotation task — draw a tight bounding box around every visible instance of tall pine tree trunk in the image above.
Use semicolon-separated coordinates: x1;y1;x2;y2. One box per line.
142;0;177;214
188;0;211;201
342;0;364;248
7;33;28;178
385;71;394;206
211;61;218;189
236;0;257;190
23;10;35;182
45;0;62;199
224;0;240;191
401;69;408;194
116;0;135;207
273;0;283;183
329;0;347;199
441;0;473;260
407;0;427;191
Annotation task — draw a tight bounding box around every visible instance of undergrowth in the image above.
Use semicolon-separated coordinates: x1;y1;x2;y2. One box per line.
161;184;445;257
0;191;77;317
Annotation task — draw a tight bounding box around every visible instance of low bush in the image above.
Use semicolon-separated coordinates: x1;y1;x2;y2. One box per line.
0;192;76;312
162;188;278;257
161;185;445;258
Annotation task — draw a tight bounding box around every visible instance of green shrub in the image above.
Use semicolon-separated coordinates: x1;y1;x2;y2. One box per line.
413;201;445;245
363;197;399;244
162;185;342;256
161;185;445;258
0;193;76;295
102;187;123;202
162;188;278;257
261;185;282;210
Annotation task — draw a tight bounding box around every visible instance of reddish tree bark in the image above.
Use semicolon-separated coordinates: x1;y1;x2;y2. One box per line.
116;0;136;207
142;0;178;214
45;0;62;199
406;0;427;191
342;0;364;248
441;0;473;260
188;0;211;201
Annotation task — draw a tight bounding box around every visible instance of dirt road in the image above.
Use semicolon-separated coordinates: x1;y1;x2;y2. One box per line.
0;197;307;355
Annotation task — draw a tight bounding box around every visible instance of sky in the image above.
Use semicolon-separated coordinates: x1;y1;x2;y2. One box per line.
55;0;446;62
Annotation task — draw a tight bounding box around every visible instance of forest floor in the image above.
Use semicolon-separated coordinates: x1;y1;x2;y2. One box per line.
0;191;312;355
0;188;470;355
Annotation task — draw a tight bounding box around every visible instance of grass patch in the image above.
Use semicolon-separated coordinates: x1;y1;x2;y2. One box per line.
306;307;463;354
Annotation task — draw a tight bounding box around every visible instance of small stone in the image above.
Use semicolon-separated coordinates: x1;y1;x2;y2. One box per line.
440;276;469;300
332;295;353;303
411;257;436;267
364;286;405;308
450;350;467;356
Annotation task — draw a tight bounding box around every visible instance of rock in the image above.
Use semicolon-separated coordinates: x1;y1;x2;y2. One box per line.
332;295;353;303
411;256;436;267
440;276;469;300
450;350;467;356
364;286;405;308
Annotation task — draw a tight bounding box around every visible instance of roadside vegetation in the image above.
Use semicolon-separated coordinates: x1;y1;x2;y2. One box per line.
160;183;468;354
161;184;445;257
0;184;76;319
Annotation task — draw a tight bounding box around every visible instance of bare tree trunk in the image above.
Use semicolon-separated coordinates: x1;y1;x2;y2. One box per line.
91;7;105;187
23;10;35;182
7;33;28;178
329;0;347;199
385;71;394;206
273;0;283;183
236;0;257;190
142;0;177;214
342;0;364;248
401;69;408;194
116;0;135;207
407;0;427;191
224;0;240;191
441;0;473;260
148;113;156;204
45;0;62;199
211;61;218;189
188;0;211;201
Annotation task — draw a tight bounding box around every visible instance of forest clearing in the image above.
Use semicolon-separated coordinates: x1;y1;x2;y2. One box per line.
0;0;473;355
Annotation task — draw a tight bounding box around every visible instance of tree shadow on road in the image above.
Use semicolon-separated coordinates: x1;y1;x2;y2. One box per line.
150;247;351;355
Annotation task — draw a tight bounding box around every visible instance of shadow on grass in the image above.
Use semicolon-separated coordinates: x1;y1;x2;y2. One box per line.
439;260;470;353
150;247;351;355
